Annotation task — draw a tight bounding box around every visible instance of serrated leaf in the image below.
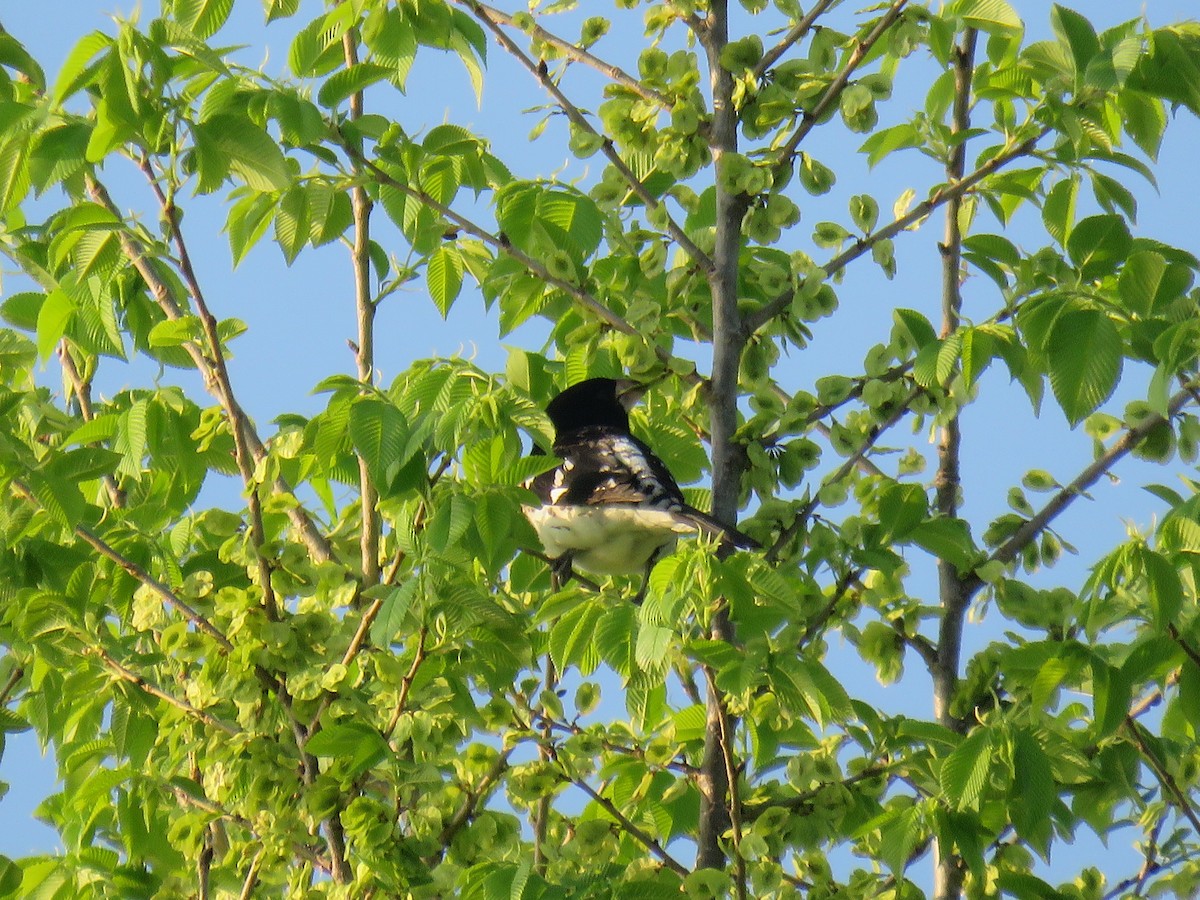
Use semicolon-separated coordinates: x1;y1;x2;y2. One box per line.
549;601;605;675
893;308;936;351
941;728;994;809
426;244;464;317
349;398;409;492
197;114;290;191
305;723;389;776
1141;548;1182;631
174;0;234;39
1090;657;1131;740
274;185;310;264
1067;214;1133;280
36;288;75;361
1009;728;1055;854
952;0;1022;33
369;577;420;647
1045;308;1122;427
316;63;393;109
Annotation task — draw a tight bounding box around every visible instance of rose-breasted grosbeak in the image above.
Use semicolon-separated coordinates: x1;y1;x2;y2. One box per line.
525;377;758;591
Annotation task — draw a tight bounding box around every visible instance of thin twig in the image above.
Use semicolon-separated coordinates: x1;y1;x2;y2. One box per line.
456;1;672;108
238;849;263;900
83;175;334;564
10;477;234;650
746;128;1049;334
964;381;1200;598
753;0;838;80
571;777;690;876
772;0;909;171
56;340;124;507
0;666;23;706
1124;717;1200;835
383;627;429;740
339;140;647;342
462;1;714;275
766;387;920;563
436;746;513;853
97;648;239;735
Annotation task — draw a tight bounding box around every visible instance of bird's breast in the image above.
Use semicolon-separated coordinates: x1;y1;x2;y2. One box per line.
524;506;694;575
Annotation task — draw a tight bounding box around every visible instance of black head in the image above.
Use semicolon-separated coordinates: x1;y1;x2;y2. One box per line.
544;377;644;437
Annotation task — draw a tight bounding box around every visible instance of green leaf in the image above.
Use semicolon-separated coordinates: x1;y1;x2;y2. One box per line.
1090;658;1131;740
893;308;936;351
265;0;300;23
36;288;75;361
426;244;464;317
1051;4;1098;78
910;517;979;573
1118;250;1166;316
1009;728;1055;855
877;804;924;877
173;0;234;39
369;578;420;647
1044;308;1122;426
859;123;920;168
549;601;605;676
941;728;994;809
305;723;390;776
1042;177;1078;246
274;185;310;265
53;31;110;102
0;133;31;214
349;398;410;491
1158;516;1200;554
951;0;1022;33
1067;214;1132;280
316;63;393;109
1141;548;1183;629
196;115;290;192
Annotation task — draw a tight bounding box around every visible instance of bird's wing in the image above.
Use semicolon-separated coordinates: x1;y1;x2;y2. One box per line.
533;427;686;509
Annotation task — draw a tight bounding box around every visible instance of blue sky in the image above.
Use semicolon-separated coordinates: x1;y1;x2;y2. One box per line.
2;0;1199;889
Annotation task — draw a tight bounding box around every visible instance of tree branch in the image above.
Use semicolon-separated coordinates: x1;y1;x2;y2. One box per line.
343;30;382;596
745;128;1049;335
461;0;714;275
771;0;909;174
753;0;838;81
571;777;690;877
932;30;977;900
10;477;234;650
962;382;1199;600
83;175;334;565
97;648;239;735
455;1;673;108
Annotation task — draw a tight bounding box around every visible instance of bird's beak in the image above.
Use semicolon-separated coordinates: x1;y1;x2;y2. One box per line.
614;378;646;412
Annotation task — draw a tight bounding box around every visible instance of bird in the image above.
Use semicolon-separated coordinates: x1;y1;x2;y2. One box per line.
524;377;758;594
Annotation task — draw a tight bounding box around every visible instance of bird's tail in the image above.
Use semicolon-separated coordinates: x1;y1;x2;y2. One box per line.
678;507;760;551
